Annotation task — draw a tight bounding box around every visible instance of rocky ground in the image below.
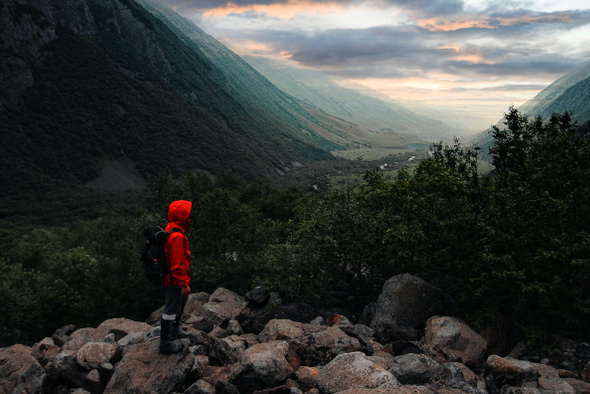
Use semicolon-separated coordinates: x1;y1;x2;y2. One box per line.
2;273;590;393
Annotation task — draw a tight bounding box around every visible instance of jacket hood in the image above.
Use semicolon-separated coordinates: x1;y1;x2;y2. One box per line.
167;200;192;230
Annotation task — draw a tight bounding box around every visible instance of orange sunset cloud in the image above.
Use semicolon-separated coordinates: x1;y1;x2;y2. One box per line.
202;0;344;20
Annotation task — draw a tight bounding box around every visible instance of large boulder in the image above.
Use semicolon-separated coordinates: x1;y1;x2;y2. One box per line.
299;325;363;365
486;355;576;392
0;344;46;394
76;342;121;370
296;366;320;391
45;349;86;388
51;324;78;347
238;291;283;334
92;318;151;341
258;319;362;366
444;361;487;393
31;337;61;367
234;341;294;392
364;274;453;342
258;319;324;343
485;355;540;385
104;339;193;393
317;351;400;393
389;353;444;385
421;316;487;372
209;335;252;365
62;328;96;352
200;288;248;325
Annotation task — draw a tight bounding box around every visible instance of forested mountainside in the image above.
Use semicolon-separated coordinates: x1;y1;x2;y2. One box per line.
1;0;420;223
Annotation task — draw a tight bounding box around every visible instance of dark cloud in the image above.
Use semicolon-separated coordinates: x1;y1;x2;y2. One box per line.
220;18;588;81
450;84;555;93
151;0;590;83
384;0;465;16
443;60;579;77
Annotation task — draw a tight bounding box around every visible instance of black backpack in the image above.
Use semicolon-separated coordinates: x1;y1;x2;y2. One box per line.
140;225;182;286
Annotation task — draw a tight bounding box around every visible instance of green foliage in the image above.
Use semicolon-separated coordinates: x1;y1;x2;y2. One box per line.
3;108;590;346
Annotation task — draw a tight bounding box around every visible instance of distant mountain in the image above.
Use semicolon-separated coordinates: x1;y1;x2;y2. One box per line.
474;60;590;151
0;0;423;222
241;55;466;140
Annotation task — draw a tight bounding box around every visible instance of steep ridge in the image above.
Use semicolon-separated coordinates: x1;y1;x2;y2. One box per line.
473;60;590;151
518;60;590;121
0;0;386;210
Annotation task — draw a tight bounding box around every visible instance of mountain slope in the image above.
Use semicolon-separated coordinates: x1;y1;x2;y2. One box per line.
137;0;427;149
241;55;464;140
0;0;403;220
518;60;590;121
474;60;590;151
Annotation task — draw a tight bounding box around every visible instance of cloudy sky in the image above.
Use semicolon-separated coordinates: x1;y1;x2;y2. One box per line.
150;0;590;129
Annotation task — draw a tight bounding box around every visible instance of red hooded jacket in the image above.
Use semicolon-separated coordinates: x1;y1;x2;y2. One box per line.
164;200;192;287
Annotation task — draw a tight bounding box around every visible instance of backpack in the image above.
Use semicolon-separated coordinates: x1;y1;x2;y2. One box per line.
140;225;182;286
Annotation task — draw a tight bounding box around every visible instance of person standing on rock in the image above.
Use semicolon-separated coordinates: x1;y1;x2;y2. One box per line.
160;200;192;354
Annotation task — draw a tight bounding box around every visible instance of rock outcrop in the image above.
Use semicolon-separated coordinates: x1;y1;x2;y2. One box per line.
3;274;590;393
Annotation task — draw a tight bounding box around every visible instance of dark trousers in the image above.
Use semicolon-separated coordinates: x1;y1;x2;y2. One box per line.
162;286;187;322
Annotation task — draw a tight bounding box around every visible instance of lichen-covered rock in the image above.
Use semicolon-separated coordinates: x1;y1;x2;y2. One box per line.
258;319;324;342
422;316;487;371
486;355;540;385
92;317;151;342
389;353;443;385
76;342;121;370
0;344;46;394
104;339;193;393
200;288;248;325
235;341;294;389
259;319;362;365
296;366;320;391
184;379;216;394
31;337;61;367
63;328;96;352
209;335;250;365
317;351;400;393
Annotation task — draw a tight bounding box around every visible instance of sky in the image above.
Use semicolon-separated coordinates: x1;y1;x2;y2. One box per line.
150;0;590;130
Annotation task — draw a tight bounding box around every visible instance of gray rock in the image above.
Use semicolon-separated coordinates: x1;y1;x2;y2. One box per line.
200;288;248;325
63;328;96;352
92;317;151;342
46;349;86;387
104;339;194;393
367;274;452;343
318;351;400;393
235;341;294;387
421;316;487;372
183;379;216;394
486;355;540;385
389;353;443;385
76;342;121;370
245;286;271;307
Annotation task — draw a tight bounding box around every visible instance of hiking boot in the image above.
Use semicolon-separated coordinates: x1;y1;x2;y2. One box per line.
170;323;190;340
159;340;183;354
159;318;183;354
